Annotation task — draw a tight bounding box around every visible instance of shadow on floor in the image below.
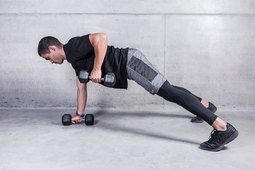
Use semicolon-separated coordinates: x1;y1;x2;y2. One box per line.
97;121;201;146
93;109;194;119
51;109;202;145
92;110;201;146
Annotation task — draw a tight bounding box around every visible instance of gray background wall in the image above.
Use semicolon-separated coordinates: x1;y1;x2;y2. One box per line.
0;0;254;108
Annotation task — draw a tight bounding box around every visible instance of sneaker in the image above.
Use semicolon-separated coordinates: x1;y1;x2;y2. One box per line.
191;102;217;123
190;116;204;123
208;102;217;113
199;123;239;151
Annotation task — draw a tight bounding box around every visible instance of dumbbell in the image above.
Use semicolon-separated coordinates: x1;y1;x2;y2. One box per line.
62;114;94;126
78;70;116;87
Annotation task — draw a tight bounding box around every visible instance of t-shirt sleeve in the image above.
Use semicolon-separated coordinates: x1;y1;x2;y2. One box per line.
66;34;94;60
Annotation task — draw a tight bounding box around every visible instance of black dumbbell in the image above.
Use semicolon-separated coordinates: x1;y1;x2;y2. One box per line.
62;114;72;126
84;114;94;125
62;114;94;126
78;70;116;87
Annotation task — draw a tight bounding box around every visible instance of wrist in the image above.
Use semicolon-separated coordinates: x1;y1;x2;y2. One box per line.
93;67;101;71
76;111;85;117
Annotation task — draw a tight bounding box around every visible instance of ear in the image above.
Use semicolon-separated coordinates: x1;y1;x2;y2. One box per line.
48;45;56;51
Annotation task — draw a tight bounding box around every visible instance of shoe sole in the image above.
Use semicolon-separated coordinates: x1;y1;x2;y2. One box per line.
200;129;239;152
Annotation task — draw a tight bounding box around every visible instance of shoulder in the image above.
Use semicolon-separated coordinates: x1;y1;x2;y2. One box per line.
66;34;90;46
64;34;94;61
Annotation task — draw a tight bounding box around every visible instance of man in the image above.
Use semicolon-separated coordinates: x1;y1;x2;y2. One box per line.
37;33;238;151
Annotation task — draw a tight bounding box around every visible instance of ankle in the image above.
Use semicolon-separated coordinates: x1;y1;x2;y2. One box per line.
201;99;209;108
212;118;227;131
215;126;227;131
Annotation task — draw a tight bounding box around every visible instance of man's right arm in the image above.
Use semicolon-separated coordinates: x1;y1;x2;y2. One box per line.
76;76;87;115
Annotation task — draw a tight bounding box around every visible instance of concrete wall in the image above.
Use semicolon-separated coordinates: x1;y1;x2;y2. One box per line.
0;0;255;108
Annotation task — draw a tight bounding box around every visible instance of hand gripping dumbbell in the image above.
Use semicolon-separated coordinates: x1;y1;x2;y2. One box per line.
62;113;94;126
78;70;116;87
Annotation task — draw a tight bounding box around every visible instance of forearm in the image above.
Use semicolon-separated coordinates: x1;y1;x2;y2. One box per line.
76;85;87;115
77;88;87;114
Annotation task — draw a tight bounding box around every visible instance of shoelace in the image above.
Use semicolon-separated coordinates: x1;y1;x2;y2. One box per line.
208;130;223;144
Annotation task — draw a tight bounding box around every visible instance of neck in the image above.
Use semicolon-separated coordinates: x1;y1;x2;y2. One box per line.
60;46;66;60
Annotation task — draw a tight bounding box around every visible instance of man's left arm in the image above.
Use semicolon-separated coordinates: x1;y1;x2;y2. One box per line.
89;33;108;83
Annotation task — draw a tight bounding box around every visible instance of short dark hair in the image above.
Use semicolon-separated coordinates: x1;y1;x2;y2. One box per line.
37;36;62;56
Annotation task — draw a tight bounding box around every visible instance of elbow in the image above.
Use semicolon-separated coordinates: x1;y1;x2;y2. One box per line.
76;81;86;91
77;84;86;91
76;76;87;91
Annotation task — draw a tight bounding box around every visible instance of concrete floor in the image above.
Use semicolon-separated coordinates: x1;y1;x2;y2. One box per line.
0;106;254;170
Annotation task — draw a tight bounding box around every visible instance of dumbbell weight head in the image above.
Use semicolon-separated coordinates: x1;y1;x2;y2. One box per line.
78;70;90;83
62;114;72;126
79;70;116;88
104;73;116;87
85;114;94;126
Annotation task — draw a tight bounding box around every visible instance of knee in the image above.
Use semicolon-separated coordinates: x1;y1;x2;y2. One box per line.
158;81;179;102
165;90;179;102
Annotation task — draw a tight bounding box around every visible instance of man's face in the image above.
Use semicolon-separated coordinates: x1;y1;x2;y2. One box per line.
41;46;64;64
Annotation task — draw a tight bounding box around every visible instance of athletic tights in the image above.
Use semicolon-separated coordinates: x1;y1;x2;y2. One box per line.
157;81;217;125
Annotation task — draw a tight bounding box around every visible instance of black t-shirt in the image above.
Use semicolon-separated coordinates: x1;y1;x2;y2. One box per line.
63;34;129;89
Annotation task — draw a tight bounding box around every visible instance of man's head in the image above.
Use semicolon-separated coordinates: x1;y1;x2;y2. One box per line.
37;36;65;64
